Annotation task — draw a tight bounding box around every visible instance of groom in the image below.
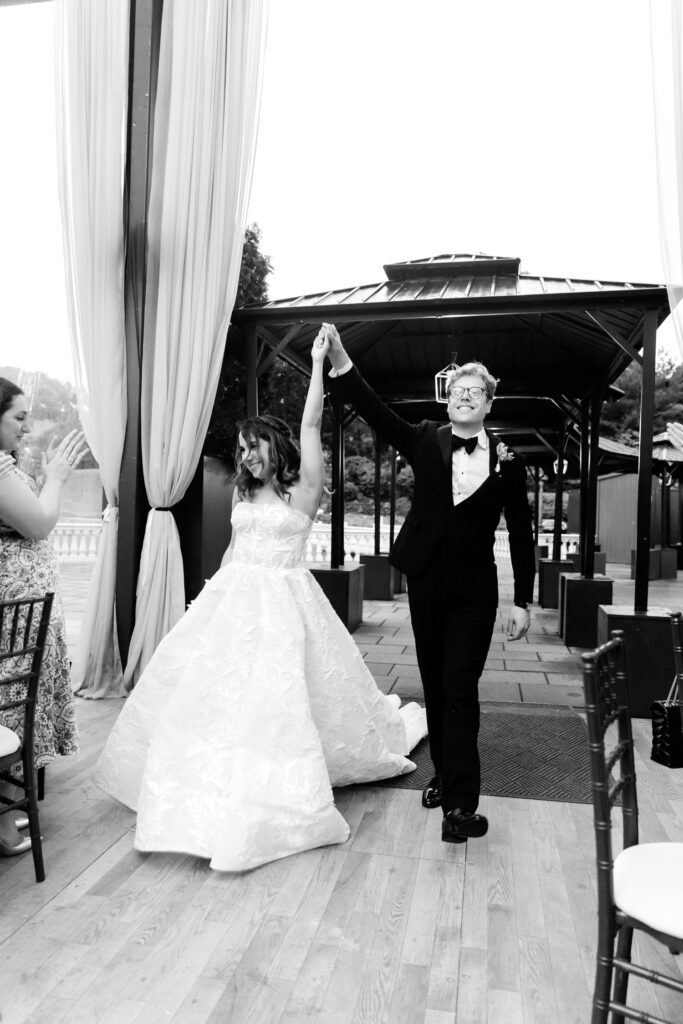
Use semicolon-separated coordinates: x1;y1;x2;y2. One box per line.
324;323;535;844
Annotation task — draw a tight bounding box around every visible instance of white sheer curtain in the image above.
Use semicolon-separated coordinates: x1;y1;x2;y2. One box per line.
122;0;268;689
650;0;683;357
54;0;129;698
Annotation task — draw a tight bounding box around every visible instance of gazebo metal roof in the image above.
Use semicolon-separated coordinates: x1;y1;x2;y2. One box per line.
233;253;670;475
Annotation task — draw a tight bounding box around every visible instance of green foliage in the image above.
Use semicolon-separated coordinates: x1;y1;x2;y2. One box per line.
601;355;683;445
235;223;272;308
205;223;274;459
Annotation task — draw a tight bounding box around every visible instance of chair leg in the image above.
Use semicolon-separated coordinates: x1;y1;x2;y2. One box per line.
25;780;44;883
37;766;45;802
592;916;616;1024
610;924;633;1024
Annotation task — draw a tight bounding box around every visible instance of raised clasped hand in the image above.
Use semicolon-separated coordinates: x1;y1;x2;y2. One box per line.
312;326;331;362
43;429;89;482
321;322;342;352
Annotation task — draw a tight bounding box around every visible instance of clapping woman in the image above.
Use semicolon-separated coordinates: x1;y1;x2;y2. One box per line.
0;377;87;856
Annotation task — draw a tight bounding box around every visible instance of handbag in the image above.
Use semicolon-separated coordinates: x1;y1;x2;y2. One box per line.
650;677;683;768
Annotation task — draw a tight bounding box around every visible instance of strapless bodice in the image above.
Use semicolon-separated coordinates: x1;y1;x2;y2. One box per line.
231;500;313;569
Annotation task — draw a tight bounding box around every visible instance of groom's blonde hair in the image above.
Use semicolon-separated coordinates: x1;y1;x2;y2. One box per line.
446;361;498;401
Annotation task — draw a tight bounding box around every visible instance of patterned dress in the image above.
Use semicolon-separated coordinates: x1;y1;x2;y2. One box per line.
0;467;79;767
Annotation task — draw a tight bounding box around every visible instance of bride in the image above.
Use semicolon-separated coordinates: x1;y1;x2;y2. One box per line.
95;326;427;871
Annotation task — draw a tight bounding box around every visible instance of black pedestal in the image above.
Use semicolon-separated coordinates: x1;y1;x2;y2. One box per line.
566;551;607;575
538;559;573;609
630;548;661;581
359;554;401;600
534;544;549;571
597;605;674;717
559;574;614;647
660;548;678;580
310;564;365;632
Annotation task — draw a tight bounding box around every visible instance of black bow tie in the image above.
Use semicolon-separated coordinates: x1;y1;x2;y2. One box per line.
452;434;478;455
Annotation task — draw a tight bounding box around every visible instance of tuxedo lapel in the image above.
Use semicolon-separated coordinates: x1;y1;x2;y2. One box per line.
437;424;452;467
487;431;498;474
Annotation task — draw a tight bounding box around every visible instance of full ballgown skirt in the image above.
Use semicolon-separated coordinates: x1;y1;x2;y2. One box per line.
95;501;426;871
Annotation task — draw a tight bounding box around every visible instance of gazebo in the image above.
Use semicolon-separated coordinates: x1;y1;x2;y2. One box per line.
233;253;673;699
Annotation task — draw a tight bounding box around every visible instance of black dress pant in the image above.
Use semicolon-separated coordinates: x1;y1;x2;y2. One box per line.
408;569;496;814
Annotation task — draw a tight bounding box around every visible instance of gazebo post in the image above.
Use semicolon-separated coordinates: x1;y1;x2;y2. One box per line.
310;393;364;629
373;431;381;556
390;446;403;593
533;466;540;545
583;385;604;580
578;397;590;569
245;325;258;417
389;446;397;547
658;469;677;578
330;391;344;569
559;385;614;647
116;0;164;665
538;426;572;609
633;308;658;611
552;431;565;562
597;308;674;714
360;433;399;599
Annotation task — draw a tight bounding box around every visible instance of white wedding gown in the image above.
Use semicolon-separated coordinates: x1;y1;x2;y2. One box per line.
95;500;427;872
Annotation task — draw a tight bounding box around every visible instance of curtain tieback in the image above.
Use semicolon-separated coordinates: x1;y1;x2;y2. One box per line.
153;506;173;512
102;504;119;523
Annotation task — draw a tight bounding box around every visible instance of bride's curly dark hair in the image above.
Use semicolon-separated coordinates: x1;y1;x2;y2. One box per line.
234;414;300;501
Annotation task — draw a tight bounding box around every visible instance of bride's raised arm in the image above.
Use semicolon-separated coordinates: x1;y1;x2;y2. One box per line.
294;326;330;518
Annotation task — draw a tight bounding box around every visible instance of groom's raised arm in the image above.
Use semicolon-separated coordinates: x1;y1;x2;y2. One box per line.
324;323;417;458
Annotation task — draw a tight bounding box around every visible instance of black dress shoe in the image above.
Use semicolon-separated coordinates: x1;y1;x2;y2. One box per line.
422;774;442;809
441;808;489;844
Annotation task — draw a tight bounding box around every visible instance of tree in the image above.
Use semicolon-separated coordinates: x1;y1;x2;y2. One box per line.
204;223;274;457
600;354;683;445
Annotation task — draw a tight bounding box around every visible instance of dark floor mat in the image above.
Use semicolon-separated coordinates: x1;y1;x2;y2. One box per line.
359;701;593;803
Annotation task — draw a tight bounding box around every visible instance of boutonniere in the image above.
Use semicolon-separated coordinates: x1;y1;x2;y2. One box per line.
495;442;515;473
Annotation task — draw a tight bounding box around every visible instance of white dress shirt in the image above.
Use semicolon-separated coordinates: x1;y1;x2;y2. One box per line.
451;429;489;506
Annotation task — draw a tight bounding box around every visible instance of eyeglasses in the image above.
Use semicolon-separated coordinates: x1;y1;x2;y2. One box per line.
449;386;485;400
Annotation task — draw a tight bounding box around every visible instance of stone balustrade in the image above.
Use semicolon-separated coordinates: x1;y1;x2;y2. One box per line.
51;519;103;561
51;517;580;565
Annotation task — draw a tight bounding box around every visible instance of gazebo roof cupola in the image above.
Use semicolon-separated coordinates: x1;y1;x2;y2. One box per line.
383;253;522;282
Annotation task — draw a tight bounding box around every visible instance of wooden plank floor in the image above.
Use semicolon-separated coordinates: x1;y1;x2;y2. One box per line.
1;562;683;1022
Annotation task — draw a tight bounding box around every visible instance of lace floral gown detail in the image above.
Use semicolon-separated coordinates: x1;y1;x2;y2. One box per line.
0;468;79;767
95;501;426;872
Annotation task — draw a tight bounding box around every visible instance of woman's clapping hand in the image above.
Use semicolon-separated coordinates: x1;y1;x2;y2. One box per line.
43;430;89;483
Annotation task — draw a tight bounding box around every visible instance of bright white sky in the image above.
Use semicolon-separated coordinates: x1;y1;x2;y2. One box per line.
0;0;678;382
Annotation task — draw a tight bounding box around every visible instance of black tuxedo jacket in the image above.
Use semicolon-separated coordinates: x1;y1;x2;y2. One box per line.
327;366;535;607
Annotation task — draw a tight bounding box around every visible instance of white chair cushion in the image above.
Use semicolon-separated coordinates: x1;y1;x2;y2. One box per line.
614;843;683;939
0;724;21;757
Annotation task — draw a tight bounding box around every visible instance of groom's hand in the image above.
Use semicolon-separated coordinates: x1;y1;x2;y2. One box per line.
506;605;530;641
